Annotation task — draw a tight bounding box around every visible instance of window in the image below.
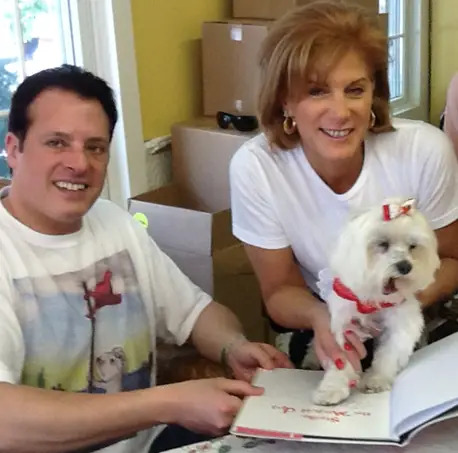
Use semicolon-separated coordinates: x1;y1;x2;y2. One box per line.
380;0;405;100
380;0;429;120
0;0;146;207
0;0;76;180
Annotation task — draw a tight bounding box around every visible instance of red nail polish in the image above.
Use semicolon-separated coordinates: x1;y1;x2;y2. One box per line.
349;380;357;388
335;358;345;370
345;330;353;336
344;343;352;351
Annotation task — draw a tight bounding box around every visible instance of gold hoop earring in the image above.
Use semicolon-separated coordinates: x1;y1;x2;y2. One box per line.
283;115;297;135
370;110;376;128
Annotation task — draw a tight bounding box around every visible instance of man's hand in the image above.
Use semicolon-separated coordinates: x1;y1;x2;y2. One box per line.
226;338;294;382
160;378;263;436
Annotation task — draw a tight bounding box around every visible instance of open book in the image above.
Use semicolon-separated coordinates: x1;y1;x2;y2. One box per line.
231;332;458;446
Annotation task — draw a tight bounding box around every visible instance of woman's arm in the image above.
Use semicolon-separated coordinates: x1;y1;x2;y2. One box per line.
418;220;458;308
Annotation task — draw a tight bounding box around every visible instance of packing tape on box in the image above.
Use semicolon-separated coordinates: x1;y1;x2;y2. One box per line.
230;25;243;41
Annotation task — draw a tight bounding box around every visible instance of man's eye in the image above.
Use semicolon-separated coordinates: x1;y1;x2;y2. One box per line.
87;145;107;155
47;139;65;148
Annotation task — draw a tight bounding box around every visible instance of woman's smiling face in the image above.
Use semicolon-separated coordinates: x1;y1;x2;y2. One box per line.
284;50;374;167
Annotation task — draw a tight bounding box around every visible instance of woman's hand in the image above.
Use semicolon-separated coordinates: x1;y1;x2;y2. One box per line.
309;303;367;372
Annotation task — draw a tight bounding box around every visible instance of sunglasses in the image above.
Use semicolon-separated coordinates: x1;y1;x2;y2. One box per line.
216;111;259;132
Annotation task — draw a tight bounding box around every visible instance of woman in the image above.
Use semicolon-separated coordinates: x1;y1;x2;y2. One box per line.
230;1;458;372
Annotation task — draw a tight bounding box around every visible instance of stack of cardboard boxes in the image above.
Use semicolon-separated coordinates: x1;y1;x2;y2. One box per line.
129;0;384;343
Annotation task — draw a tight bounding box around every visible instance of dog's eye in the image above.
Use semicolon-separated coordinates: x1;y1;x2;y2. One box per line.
409;243;417;251
377;240;390;252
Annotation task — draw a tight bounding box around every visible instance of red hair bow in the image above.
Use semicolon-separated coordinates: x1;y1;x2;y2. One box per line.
382;198;416;221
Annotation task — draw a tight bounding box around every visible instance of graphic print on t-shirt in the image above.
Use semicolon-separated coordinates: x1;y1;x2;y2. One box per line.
13;249;153;393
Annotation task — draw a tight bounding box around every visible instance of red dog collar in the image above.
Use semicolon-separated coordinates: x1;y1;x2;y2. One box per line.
332;278;395;314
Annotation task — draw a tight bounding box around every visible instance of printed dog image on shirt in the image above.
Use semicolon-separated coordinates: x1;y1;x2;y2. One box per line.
313;198;440;406
93;347;126;394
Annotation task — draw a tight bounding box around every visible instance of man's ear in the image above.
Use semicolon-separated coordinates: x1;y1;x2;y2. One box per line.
5;132;21;170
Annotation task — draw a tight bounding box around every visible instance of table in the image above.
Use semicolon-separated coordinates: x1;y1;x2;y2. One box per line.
164;418;458;452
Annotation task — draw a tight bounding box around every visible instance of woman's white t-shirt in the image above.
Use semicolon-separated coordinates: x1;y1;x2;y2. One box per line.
230;119;458;293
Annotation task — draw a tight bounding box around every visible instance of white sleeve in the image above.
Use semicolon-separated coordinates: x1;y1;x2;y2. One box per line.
412;124;458;229
0;273;25;384
230;144;289;249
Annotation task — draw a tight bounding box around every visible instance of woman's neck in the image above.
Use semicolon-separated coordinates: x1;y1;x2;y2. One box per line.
304;145;365;194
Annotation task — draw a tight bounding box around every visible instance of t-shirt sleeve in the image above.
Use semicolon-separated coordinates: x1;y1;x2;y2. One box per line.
0;274;25;384
230;144;290;249
412;124;458;229
143;234;212;346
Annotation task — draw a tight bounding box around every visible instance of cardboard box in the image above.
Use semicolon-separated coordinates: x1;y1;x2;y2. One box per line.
128;185;266;342
202;11;386;117
129;185;236;261
172;118;257;212
232;0;379;19
213;244;266;342
202;20;271;116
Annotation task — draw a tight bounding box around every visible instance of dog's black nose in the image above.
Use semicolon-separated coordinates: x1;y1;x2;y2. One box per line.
396;260;412;275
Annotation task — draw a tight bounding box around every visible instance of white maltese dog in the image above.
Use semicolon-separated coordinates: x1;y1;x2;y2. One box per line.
313;198;440;406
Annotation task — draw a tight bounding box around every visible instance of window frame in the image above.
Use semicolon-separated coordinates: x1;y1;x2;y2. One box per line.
68;0;147;207
390;0;430;121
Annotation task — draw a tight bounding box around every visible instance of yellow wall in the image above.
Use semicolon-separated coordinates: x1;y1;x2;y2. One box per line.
430;0;458;125
131;1;458;134
131;0;231;140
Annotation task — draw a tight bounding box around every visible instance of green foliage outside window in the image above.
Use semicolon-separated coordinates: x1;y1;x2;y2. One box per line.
6;0;48;42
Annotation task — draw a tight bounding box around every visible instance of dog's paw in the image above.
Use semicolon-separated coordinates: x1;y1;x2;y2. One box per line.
313;384;350;406
359;372;393;393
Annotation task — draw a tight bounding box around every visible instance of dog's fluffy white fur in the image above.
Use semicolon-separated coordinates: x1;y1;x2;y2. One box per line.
313;199;440;406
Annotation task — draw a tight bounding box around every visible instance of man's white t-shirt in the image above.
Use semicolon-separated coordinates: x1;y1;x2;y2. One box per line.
0;195;212;452
230;119;458;294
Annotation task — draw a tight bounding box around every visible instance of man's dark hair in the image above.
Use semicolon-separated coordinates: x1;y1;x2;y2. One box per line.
8;64;118;142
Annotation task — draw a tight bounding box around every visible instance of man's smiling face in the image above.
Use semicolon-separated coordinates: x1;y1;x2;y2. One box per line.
5;88;110;234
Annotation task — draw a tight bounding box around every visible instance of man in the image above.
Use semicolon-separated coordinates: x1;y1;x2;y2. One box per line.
0;65;292;453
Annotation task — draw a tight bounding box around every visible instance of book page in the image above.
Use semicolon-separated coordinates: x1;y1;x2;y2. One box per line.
390;332;458;436
232;369;395;442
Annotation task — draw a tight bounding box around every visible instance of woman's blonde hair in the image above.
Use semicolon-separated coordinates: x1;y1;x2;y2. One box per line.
258;0;393;149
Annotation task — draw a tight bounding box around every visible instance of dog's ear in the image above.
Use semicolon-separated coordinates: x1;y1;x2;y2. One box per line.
330;211;371;290
112;347;126;362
